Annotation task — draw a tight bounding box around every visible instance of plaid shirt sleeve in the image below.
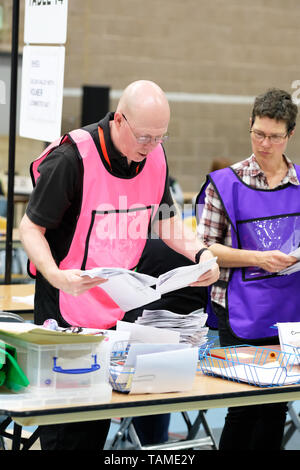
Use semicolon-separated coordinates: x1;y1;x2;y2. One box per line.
197;182;231;307
197;182;231;246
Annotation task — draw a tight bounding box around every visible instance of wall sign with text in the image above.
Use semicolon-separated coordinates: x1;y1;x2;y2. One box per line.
19;46;65;142
24;0;68;44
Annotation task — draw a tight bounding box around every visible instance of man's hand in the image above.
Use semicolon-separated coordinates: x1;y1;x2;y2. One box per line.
19;214;108;296
47;268;108;296
190;249;220;287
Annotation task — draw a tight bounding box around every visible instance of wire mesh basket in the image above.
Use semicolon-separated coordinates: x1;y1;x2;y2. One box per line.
109;341;133;393
198;345;300;387
109;337;216;393
280;343;300;365
198;336;216;359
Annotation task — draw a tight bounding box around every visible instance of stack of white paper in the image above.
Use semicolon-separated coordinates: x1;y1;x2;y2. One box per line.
116;320;180;344
135;308;209;346
108;321;199;393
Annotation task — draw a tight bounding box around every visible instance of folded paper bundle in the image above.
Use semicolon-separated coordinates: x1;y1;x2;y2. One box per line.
81;257;217;312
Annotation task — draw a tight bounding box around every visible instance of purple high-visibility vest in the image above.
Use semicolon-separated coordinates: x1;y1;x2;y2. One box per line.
197;165;300;341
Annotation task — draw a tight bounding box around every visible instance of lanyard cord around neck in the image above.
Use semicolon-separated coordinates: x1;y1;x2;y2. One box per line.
98;126;140;174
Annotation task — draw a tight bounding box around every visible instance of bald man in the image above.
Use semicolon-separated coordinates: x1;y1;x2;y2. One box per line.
19;80;219;450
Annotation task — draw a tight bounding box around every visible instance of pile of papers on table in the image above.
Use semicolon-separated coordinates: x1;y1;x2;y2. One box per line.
108;321;199;394
134;308;209;347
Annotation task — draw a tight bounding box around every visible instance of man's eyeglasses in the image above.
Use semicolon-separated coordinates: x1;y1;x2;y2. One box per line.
250;129;288;145
122;113;169;145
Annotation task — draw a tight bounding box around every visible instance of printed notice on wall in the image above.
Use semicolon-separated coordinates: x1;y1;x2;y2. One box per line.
19;46;65;142
24;0;68;44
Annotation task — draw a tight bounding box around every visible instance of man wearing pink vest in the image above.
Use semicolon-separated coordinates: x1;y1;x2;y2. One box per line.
19;80;219;450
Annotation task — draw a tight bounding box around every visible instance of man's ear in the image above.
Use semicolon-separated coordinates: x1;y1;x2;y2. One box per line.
114;112;123;129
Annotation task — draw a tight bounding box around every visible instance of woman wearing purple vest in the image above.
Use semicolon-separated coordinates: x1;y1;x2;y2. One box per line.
19;80;219;451
197;88;299;450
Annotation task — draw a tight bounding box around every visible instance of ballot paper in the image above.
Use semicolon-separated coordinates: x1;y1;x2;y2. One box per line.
116;320;180;343
289;247;300;259
81;266;159;311
135;308;209;346
278;247;300;275
95;271;161;312
81;257;217;312
155;259;217;294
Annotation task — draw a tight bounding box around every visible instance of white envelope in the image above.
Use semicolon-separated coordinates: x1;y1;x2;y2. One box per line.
130;347;198;394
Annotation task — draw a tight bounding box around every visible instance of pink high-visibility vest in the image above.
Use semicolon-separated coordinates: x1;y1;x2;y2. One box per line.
30;127;167;328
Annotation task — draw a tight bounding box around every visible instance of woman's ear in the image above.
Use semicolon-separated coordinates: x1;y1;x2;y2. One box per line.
289;129;295;138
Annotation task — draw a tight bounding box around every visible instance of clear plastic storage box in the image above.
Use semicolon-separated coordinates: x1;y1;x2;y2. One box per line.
0;334;112;407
